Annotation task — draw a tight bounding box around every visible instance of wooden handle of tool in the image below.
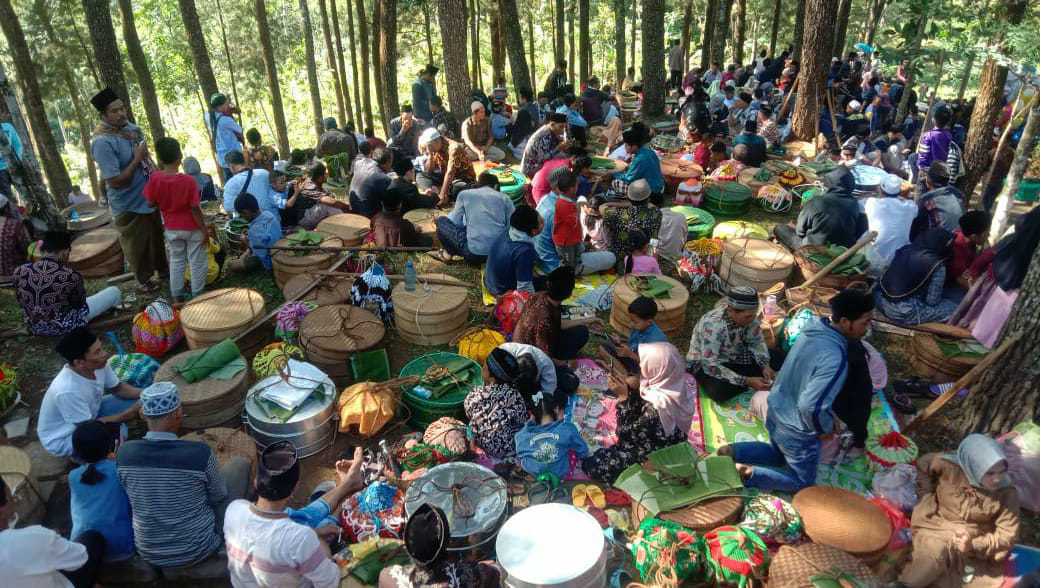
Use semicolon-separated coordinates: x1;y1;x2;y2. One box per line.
904;331;1022;432
800;231;877;289
779;76;800;119
255;245;436;252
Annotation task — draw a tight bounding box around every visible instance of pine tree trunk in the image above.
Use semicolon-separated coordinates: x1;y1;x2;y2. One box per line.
832;0;852;58
791;0;838;140
355;0;374;132
499;0;534;95
300;0;324;139
957;0;1028;199
1;0;72;205
214;0;244;127
378;0;398;130
956;53;975;102
330;0;354;125
81;0;134;121
437;0;473;119
424;7;434;64
630;0;638;70
555;0;565;63
176;0;219;99
117;0;164;139
864;0;885;47
528;9;536;85
578;0;590;83
470;0;481;91
371;0;386;134
701;0;717;69
987;97;1038;243
567;1;575;84
680;2;693;71
711;0;733;69
255;0;290;157
895;11;926;126
768;0;782;56
791;0;807;59
614;0;627;85
346;0;364;125
641;0;665;116
733;0;746;65
318;0;348;126
490;3;506;85
0;62;61;223
70;22;102;89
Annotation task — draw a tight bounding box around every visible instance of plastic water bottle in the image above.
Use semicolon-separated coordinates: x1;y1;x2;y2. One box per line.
404;260;416;291
763;294;778;320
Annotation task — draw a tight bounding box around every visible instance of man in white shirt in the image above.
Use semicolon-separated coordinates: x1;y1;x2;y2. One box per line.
221;150;279;220
37;328;140;458
0;476;105;588
224;442;364;588
864;173;918;267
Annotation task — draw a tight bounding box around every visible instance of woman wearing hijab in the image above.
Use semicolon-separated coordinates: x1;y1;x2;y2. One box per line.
463;348;538;461
181;156;216;202
876;229;960;325
582;342;692;481
897;434;1019;588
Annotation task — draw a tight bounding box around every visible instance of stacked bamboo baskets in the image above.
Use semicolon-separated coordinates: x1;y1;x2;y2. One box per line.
315;213;370;245
403;208;442;247
282;273;352;307
659;158;703;196
62;201;111;233
0;446;44;524
718;237;795;293
270;233;343;288
155;349;250;429
910;333;984;383
68;227;124;278
609;274;689;337
737;167;771;197
392;273;471;346
299;304;385;386
180;288;268;358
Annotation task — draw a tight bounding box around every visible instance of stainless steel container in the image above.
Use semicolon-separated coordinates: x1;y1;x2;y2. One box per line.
497;504;607;588
244;370;336;458
403;462;507;558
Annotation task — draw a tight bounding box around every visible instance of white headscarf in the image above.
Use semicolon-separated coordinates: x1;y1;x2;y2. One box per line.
638;342;694;436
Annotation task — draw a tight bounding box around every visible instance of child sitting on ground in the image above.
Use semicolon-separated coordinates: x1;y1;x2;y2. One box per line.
229;193;282;272
580;194;608;252
707;140;728;173
693;130;716;169
624;230;661;275
142;136;209;302
514;389;589;480
69;420;134;562
599;296;668;375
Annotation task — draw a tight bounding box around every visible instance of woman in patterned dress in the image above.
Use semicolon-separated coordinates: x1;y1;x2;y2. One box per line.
0;194;29;286
463;348;538;461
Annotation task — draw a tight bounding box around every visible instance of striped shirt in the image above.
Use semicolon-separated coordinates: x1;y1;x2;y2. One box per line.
116;432;227;568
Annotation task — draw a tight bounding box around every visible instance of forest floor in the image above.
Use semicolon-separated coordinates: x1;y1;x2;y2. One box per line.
1;140;1036;552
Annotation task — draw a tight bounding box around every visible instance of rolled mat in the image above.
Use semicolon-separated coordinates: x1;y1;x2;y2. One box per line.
176;338;242;383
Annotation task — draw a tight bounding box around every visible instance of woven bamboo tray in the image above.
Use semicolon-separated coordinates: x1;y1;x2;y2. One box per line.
155;348;250;424
0;446;44;525
77;248;125;278
703;181;753;216
181;428;258;476
315;213;370;245
282;273;352;307
792;486;891;563
62;201;111;232
68;227;121;269
403;208;442;247
181;288;266;350
768;542;878;588
660;158;703;195
793;245;868;290
609;274;688;337
299;305;385;386
737;167;771;197
271;233;343;288
719;237;794;293
910;332;982;383
630;495;743;532
393;273;470;346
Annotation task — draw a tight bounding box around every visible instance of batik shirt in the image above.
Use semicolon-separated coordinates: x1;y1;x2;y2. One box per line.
685;307;769;386
13;257;89;336
521;125;563;178
463;383;528;460
602;204;662;258
431;110;461;140
429;139;475;183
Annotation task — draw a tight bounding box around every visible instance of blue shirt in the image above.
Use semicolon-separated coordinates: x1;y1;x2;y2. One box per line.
613;146;665;194
210;113;242;167
767;317;848;438
445;186;515;256
603;104;620;126
534;192;562;272
555;105;588;128
484;230;537;296
222;167;280;222
247;210;282;270
0;122;23;171
91;122;154;216
515;419;589;479
411;78;437;121
70;460;135;562
628;322;668;352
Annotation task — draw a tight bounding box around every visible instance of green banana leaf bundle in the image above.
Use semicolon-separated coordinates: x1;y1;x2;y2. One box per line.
420;356;480;400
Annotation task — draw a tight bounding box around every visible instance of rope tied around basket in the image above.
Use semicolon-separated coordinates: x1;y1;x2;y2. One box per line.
299;304;385;355
409;473;502;521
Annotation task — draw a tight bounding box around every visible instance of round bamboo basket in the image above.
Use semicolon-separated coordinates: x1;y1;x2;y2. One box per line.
718;237;794;293
910;333;983;383
793;486;891;563
282;273;352;307
783;140;817;160
180;288;268;357
315;213;370;245
403;208;442;247
181;427;258;477
68;227;124;277
630;495;743;532
78;248;125;278
0;446;44;525
392;273;471;346
659;157;703;196
62;201;111;232
737;167;772;197
299;305;385;387
270;233;344;288
609;274;688;337
155;348;250;430
793;245;868;290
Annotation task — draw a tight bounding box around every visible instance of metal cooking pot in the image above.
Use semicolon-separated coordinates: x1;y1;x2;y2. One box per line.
404;462;507;558
244;371;337;458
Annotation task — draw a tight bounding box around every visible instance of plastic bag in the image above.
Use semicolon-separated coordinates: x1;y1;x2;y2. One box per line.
871;463;918;512
868;496;911;549
998;421;1040;512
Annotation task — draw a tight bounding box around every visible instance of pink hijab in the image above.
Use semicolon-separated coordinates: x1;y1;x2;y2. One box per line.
638;342;694;436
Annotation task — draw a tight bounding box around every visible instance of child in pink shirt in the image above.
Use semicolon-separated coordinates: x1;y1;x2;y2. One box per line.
624;229;661;274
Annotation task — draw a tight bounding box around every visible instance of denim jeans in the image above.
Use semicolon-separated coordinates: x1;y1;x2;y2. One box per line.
98;394;138;443
731;420;819;493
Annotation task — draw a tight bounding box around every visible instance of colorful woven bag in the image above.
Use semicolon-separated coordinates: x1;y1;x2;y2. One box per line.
339;481;407;542
132;299;184;357
423;417;469;456
630;517;704;584
756;183;793;213
702;525;769;588
107;353;160;389
739;493;803;545
866;431;918;471
252;342;304;379
0;364;18;415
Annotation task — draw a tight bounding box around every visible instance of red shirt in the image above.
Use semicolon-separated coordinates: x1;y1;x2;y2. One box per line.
143;171;201;231
946;230;977;288
530;158;570;205
552;196;582;246
693;143;712;168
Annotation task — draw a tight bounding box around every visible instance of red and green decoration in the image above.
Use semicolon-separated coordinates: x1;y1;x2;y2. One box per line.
703;525;769;588
0;364;17;415
631;517;704;584
866;431;918;470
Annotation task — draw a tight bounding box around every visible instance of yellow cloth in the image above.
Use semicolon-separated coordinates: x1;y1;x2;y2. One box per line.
337;382;396;436
187;240;221;285
480;265;617;306
456;328;505;365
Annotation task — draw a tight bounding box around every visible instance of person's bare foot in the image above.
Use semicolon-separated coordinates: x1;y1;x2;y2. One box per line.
717;444;734;457
736;463;754;481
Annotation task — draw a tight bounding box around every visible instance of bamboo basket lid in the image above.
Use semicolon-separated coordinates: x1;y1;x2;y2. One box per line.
612;274;688;314
181;288;265;333
392;273;469;317
792;486;891;558
783;140;817;159
659;158;704;180
396;301;470;329
403;208;441;234
722;238;794;272
631;495;743;532
68;227;120;267
155;348;249;407
282;273;352;307
181;428;257;472
316;213;370;243
271;233;344;267
62;201;111;232
0;446;31;490
911;333;982;373
299;304;385;356
737;167;772;189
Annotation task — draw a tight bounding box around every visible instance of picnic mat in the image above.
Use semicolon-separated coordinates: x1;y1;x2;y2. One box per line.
479;266;617;307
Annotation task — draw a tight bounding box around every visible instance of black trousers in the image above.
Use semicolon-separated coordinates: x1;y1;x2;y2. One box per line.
415;172;475;202
555;326;589;360
61;531;106;588
833;339;872;448
695;362;763;403
772;224;803;252
670;70;683;88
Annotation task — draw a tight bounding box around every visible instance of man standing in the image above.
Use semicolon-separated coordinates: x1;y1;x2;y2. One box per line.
462;101;505;162
388;105;427;159
207;93;243;183
315;117;359;160
411;65;439;121
543;60;569;100
721;289;875;492
89;87;166;292
667;39;684;89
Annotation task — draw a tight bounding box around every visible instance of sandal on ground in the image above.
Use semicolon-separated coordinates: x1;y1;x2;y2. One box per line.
138;280;161;293
425;250;453;263
885;389;918;415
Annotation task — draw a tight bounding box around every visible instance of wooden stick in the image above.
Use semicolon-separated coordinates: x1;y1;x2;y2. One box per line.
800;231;877;289
904;331;1022;432
826;89;840;145
871;317;974;340
254;245;436;253
106;272;135;285
308;271;468;289
779;75;800;119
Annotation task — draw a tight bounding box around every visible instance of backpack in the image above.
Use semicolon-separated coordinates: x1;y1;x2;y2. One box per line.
945;140;964;181
132;299;184;357
493;290;532;337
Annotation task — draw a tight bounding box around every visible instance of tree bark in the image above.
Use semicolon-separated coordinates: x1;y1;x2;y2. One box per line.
680;2;693;73
768;0;782;56
614;0;627;85
499;0;534;95
330;0;353;126
117;0;164;139
832;0;852;58
214;0;244;127
176;0;219;99
791;0;807;60
895;10;927;125
528;8;536;85
81;0;133;121
956;0;1028;199
864;0;886;47
470;0;481;91
437;0;473;119
567;0;575;85
555;0;565;64
371;0;386;134
701;0;717;69
299;0;324;139
2;0;72;205
640;0;665;116
987;97;1038;243
424;6;434;64
0;67;60;224
70;20;101;89
578;0;590;83
711;0;733;69
318;0;348;126
790;0;838;140
956;52;975;103
355;0;374;132
254;0;290;157
378;0;398;131
630;0;638;71
346;0;363;126
733;0;746;65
